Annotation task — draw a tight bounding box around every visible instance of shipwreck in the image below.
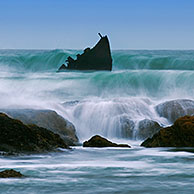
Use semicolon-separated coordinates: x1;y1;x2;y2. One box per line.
58;33;112;71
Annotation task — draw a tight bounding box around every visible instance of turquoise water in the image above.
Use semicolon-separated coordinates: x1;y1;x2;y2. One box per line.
0;49;194;193
1;49;194;71
1;146;194;194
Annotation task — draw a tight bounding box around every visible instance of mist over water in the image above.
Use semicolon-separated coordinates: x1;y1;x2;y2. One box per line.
1;49;194;193
0;49;194;140
2;146;194;194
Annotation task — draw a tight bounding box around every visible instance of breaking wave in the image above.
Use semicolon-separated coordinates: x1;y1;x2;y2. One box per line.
0;49;194;140
0;49;194;71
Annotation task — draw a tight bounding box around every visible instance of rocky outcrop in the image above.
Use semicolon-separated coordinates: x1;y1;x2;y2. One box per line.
141;115;194;147
119;117;162;140
120;116;135;138
0;169;23;178
1;109;78;145
83;135;130;148
58;33;112;71
136;119;162;140
0;113;68;154
155;99;194;123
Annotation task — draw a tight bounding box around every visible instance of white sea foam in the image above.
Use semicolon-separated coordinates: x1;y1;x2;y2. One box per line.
0;50;194;141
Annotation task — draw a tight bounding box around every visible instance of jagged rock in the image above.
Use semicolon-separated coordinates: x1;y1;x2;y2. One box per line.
83;135;130;148
120;116;135;138
136;119;162;140
141;115;194;147
0;169;23;178
0;113;68;154
1;109;78;145
155;99;194;123
58;33;112;71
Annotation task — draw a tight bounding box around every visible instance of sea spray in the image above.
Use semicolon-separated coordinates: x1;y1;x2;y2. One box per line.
60;97;169;141
0;49;194;141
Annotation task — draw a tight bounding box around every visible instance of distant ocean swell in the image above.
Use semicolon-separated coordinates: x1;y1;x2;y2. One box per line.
1;49;194;71
1;49;194;193
0;49;194;140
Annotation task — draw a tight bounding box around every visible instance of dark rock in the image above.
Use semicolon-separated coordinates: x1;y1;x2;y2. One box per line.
0;113;68;154
0;169;23;178
83;135;130;148
120;116;135;138
141;115;194;147
1;109;78;146
58;33;112;71
59;64;66;70
155;99;194;123
136;119;162;140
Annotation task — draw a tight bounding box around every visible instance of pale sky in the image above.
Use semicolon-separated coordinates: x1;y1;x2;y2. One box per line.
0;0;194;49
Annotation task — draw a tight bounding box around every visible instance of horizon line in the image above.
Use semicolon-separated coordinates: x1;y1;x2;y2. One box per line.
0;48;194;51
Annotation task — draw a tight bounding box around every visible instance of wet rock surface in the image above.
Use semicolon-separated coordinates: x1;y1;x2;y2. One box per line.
0;113;68;154
120;116;135;138
141;115;194;147
155;99;194;123
1;109;78;146
83;135;130;148
0;169;23;178
136;119;162;140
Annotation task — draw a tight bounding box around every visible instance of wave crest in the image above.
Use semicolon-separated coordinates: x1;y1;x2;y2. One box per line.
1;49;194;71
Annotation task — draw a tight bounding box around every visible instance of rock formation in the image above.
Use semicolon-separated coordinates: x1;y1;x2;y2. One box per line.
0;113;68;154
136;119;162;140
58;33;112;71
83;135;130;148
1;109;78;146
141;115;194;147
119;116;162;140
0;169;23;178
155;99;194;123
120;116;135;138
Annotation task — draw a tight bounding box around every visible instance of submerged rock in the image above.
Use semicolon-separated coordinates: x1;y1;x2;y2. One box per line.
119;116;161;140
1;109;78;146
155;99;194;123
83;135;130;148
58;33;112;71
120;116;135;138
0;169;23;178
141;115;194;147
0;113;68;154
136;119;162;140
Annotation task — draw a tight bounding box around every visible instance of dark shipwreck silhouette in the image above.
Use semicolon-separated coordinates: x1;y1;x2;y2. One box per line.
58;33;112;71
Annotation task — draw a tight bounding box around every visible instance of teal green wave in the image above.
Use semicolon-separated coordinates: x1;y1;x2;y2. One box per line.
0;49;194;71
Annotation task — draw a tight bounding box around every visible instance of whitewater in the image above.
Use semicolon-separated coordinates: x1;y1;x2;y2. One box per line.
1;49;194;193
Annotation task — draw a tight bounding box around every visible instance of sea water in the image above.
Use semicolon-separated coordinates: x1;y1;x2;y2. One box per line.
0;49;194;193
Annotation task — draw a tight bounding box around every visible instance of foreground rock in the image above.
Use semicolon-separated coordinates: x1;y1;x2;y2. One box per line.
0;169;23;178
58;33;112;71
136;119;162;140
141;116;194;147
155;99;194;123
83;135;130;148
1;109;78;145
0;113;68;154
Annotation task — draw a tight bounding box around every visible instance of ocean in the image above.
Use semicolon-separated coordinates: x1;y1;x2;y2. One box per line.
0;49;194;193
